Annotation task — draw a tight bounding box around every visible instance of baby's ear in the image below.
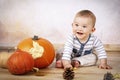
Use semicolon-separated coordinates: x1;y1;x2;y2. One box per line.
92;27;96;32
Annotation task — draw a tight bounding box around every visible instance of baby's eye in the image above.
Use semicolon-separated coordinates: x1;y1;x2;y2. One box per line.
83;26;87;28
75;24;79;27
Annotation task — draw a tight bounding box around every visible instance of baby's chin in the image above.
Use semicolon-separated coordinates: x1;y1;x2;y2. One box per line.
75;34;83;38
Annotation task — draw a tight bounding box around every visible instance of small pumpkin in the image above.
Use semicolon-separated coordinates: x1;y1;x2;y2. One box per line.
17;36;55;68
7;50;34;75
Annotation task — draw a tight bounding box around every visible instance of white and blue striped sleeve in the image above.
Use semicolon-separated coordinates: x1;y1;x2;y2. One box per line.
93;37;107;59
62;34;74;60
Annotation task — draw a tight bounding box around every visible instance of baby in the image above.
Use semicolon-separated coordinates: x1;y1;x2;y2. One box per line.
56;10;112;69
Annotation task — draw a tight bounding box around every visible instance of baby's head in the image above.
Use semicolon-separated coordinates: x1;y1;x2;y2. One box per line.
72;10;96;42
74;10;96;27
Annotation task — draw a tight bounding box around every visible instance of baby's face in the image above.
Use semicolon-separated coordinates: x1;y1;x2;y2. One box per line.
72;16;95;42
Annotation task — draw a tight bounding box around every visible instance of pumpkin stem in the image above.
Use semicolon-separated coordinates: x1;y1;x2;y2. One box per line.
32;35;39;40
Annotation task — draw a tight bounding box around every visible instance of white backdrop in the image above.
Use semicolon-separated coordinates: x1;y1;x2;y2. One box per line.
0;0;120;46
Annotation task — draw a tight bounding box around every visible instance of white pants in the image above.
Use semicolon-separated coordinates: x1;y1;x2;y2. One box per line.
56;48;98;66
72;53;98;66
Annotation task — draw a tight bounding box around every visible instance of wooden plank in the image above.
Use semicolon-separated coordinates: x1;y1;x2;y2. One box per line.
53;44;120;52
104;44;120;51
0;44;120;52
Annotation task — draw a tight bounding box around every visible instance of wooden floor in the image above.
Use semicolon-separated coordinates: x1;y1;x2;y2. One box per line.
0;51;120;80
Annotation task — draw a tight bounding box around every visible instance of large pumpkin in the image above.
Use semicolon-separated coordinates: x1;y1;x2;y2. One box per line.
7;50;34;75
17;36;55;68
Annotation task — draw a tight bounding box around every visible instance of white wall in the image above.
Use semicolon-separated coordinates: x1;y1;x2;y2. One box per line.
0;0;120;46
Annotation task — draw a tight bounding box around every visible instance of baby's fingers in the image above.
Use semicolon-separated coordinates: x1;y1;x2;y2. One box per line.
98;65;112;69
106;65;112;69
98;65;106;69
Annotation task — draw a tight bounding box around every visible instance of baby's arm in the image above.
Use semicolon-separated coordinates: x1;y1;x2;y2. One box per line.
93;36;112;69
61;34;74;69
62;59;72;69
98;58;112;69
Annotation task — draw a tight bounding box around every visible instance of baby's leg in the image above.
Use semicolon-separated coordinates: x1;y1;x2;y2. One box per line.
72;53;97;66
55;48;64;68
56;59;63;68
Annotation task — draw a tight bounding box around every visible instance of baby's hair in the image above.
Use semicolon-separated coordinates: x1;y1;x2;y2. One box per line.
75;10;96;27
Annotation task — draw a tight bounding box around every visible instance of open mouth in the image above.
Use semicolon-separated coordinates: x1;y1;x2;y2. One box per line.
77;32;83;35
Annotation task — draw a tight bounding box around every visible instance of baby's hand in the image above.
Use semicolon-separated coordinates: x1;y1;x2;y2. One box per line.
62;60;73;69
64;64;73;69
98;63;112;69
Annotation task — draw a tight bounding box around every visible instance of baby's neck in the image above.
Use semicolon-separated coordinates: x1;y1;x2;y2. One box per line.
79;39;88;44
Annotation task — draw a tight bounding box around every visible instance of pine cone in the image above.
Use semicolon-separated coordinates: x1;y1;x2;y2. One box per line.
103;72;114;80
63;68;75;80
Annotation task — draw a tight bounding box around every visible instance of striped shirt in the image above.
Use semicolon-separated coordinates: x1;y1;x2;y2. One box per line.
62;33;107;60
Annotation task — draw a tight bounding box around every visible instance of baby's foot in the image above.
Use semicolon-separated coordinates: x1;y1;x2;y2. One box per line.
71;60;80;68
56;60;63;68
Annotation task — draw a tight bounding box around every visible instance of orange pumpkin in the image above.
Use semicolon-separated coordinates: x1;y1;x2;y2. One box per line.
7;50;34;75
17;36;55;68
